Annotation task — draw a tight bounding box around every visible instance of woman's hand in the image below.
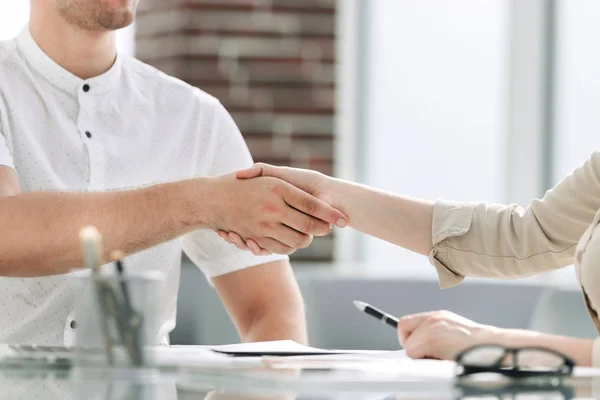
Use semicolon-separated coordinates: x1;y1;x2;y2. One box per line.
399;310;595;367
217;164;346;256
207;173;346;255
398;310;502;361
236;164;339;206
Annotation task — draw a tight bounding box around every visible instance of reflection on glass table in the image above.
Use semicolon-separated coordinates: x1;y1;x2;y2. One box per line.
455;377;575;400
0;363;597;400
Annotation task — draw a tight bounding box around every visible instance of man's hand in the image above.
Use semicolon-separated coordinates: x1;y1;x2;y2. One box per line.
208;173;347;255
397;310;500;361
217;164;344;255
236;163;338;206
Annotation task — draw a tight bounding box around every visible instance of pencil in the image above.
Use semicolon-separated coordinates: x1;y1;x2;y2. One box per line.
79;226;103;272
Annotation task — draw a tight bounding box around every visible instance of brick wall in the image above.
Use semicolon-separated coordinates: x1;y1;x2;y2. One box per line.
136;0;338;261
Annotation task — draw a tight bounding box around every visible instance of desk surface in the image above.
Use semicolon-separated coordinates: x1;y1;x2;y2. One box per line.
0;363;596;400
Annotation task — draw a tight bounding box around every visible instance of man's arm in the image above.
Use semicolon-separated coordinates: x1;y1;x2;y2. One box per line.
0;168;345;277
0;173;208;276
212;259;307;344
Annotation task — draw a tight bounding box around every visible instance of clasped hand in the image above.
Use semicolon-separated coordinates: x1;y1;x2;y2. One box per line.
214;164;341;256
209;171;346;255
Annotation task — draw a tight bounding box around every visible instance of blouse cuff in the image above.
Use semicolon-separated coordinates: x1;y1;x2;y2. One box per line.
428;199;476;289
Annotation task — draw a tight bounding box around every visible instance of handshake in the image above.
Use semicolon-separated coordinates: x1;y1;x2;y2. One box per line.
210;163;347;256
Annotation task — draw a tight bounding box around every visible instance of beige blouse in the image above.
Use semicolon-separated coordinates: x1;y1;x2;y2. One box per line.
429;150;600;365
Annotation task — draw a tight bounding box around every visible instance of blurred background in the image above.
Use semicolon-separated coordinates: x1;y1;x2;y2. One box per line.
1;0;599;349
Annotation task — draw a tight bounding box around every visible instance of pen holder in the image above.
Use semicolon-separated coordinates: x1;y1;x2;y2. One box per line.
69;269;164;368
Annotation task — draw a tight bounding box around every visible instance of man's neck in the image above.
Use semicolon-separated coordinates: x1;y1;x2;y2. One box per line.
29;6;117;80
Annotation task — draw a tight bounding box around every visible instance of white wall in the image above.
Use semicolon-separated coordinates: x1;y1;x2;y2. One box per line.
0;1;29;40
363;0;510;275
553;0;600;181
547;0;600;286
116;24;136;56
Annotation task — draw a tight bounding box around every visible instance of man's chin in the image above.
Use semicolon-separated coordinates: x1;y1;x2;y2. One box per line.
97;0;138;30
97;10;136;30
112;13;136;30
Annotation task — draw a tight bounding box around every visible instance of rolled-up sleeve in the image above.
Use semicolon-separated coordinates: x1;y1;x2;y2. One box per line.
429;201;475;288
429;151;600;288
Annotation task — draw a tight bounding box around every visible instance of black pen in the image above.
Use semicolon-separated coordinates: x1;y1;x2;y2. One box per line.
111;250;144;366
111;250;132;310
353;300;399;329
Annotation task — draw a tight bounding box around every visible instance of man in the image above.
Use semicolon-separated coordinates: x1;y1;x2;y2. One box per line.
0;0;348;346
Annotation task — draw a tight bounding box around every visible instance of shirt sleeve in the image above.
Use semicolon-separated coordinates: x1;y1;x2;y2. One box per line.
0;128;14;169
430;150;600;288
181;100;288;279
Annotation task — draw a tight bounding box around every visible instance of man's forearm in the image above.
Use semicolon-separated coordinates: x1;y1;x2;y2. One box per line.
0;179;206;276
331;179;435;256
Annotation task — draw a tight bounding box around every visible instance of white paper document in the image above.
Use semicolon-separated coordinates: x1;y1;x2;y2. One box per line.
210;340;387;356
160;341;411;370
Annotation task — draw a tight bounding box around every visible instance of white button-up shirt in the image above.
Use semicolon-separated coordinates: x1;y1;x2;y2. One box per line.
0;28;285;346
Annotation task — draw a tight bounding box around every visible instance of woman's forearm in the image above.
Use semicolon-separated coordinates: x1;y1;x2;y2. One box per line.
493;328;593;366
330;178;435;256
235;164;582;281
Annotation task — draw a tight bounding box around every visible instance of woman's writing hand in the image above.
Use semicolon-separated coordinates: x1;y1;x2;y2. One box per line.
398;310;501;360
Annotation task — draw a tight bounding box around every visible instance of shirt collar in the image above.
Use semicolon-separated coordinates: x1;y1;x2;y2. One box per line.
16;26;123;96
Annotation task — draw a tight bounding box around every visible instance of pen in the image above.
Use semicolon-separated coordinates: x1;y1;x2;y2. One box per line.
110;250;144;366
111;250;131;310
353;300;399;329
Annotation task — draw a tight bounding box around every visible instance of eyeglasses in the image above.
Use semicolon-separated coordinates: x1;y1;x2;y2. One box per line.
455;345;575;378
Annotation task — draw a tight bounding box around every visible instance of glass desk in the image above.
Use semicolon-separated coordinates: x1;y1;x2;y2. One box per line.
0;362;597;400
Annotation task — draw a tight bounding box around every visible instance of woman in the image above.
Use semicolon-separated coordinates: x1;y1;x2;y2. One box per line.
217;151;600;366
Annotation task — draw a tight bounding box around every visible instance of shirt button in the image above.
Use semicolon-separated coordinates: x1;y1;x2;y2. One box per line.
85;131;92;139
70;320;77;329
83;84;90;92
